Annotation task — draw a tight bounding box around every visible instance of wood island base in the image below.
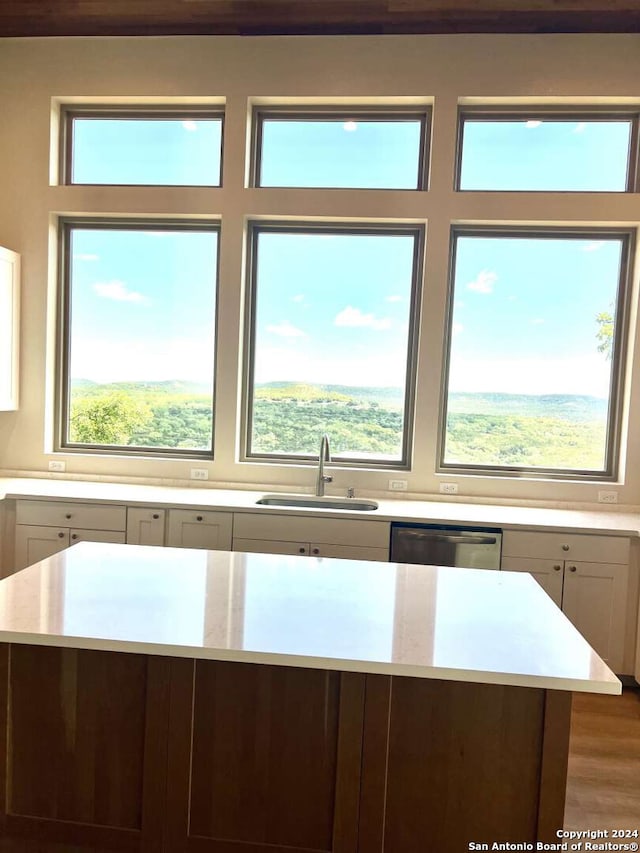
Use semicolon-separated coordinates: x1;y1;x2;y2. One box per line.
0;644;571;853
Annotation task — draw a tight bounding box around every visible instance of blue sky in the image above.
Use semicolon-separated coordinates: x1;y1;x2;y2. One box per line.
68;115;628;400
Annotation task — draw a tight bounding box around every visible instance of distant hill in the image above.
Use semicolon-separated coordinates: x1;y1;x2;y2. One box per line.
70;379;608;423
447;392;608;423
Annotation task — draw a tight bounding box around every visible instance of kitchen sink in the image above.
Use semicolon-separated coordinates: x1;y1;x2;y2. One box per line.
256;494;379;511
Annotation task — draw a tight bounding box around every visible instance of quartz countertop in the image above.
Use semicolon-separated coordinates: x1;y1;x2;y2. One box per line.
0;541;621;694
0;476;639;535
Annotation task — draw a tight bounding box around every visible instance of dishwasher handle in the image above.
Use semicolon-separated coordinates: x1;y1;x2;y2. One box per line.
395;530;499;546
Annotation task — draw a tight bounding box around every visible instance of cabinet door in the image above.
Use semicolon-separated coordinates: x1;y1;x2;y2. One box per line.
69;529;127;546
167;510;232;550
233;538;310;556
0;246;19;411
15;525;69;570
126;508;166;546
501;557;564;608
311;543;390;562
562;560;628;672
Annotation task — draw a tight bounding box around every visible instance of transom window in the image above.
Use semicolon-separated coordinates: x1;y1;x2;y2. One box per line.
440;227;632;479
252;108;430;189
244;223;423;466
62;108;224;186
457;110;638;191
58;220;219;456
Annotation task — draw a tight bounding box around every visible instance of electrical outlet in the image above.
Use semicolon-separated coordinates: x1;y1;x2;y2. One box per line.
48;460;66;472
439;482;459;494
388;479;408;491
598;490;618;504
190;468;209;481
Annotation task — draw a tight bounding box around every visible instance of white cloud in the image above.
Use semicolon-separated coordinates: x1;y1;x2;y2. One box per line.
531;318;545;325
574;122;587;133
583;241;605;252
292;294;305;303
266;321;306;338
92;280;148;304
182;120;198;131
334;305;391;330
386;295;403;303
467;270;497;294
74;253;99;262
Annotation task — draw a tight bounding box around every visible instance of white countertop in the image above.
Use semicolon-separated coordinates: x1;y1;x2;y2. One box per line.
0;541;620;695
1;476;639;535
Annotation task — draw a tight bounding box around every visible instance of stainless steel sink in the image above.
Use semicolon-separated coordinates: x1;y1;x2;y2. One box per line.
256;494;378;511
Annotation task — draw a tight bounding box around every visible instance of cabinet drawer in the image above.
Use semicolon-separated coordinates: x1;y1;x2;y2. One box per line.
233;512;390;548
167;510;232;550
501;530;629;564
16;500;126;531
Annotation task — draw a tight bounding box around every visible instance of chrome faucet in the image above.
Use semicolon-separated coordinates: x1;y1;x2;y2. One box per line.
315;434;333;496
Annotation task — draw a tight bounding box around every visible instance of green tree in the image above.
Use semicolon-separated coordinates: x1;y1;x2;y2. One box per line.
70;391;153;445
596;311;614;359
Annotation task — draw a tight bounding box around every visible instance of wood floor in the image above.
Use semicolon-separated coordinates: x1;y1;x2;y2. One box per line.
564;686;640;830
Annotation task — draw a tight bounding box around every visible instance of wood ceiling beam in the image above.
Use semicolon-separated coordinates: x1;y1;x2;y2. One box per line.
1;0;640;37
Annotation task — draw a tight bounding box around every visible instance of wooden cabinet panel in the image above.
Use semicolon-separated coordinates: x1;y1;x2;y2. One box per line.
0;245;20;411
0;645;170;852
501;556;564;607
16;501;126;533
233;537;310;556
165;659;364;852
126;507;166;546
166;509;232;550
502;530;629;564
233;512;390;548
359;675;566;851
562;560;628;672
14;524;69;569
69;529;126;546
313;543;389;561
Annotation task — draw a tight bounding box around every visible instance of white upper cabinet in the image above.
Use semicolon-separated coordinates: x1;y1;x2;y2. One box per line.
0;246;20;411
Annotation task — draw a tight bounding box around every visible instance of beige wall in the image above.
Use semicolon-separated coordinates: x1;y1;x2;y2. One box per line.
1;33;640;505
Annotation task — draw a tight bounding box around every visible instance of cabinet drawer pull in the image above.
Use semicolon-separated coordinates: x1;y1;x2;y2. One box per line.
58;532;65;539
569;565;577;572
152;514;160;520
553;564;562;571
71;534;78;540
299;547;306;554
561;544;569;551
196;516;203;522
312;548;320;555
65;513;72;520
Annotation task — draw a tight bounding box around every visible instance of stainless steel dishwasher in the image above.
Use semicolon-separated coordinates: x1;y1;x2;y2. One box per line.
390;522;502;570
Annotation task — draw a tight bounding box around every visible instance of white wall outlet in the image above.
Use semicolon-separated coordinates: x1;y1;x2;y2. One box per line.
439;482;459;494
48;460;65;472
388;479;408;491
598;490;618;504
190;468;209;481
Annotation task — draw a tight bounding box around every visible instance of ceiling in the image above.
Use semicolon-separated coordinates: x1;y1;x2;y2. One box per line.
2;0;640;38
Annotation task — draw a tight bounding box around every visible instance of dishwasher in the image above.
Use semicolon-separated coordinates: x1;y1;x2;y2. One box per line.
390;522;502;570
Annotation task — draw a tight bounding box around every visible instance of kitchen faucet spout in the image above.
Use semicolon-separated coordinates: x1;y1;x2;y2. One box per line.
315;434;333;496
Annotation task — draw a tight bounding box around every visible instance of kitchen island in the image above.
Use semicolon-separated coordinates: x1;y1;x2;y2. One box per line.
0;542;620;853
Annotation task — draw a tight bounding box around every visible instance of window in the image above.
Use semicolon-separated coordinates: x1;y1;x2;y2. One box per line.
253;109;429;189
62;108;224;186
244;223;423;466
58;220;219;456
440;228;632;478
457;111;637;191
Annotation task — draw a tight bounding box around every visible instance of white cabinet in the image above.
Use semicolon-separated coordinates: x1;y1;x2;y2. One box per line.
501;530;630;672
127;507;166;545
14;500;127;570
0;246;19;411
232;513;389;562
167;509;232;550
